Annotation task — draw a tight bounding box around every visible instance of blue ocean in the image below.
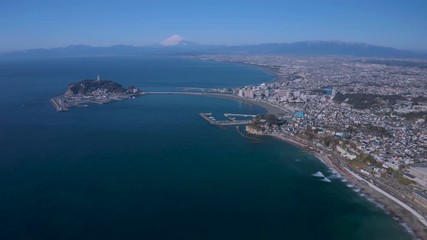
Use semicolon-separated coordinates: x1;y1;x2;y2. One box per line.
0;57;412;239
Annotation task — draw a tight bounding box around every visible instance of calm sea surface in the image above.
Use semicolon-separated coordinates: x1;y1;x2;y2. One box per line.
0;57;413;239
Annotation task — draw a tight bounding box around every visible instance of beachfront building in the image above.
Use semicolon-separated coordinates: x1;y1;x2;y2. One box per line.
245;89;255;99
336;146;357;160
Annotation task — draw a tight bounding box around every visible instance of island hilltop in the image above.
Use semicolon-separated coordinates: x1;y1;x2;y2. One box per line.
50;75;143;111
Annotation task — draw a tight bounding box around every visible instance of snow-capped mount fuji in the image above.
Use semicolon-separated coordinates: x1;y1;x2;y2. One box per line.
159;34;184;47
159;34;184;46
158;34;200;47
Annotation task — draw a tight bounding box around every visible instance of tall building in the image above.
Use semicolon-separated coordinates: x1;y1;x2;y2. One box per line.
278;89;290;98
245;89;254;99
238;89;244;97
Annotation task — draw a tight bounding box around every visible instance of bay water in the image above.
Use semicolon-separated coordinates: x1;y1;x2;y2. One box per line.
0;57;413;239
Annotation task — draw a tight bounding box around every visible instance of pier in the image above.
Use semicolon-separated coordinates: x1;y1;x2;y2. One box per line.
199;113;253;126
224;113;257;118
50;97;69;112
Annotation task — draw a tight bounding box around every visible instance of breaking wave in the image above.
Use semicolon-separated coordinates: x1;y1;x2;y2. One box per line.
399;222;418;240
321;177;331;182
328;170;342;180
312;171;325;178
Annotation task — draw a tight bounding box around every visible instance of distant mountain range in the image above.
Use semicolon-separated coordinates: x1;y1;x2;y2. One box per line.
1;40;426;59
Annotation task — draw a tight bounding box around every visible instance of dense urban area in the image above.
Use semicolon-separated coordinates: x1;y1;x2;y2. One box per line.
196;55;427;220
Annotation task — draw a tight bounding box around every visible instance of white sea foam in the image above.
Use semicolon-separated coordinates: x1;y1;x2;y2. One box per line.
312;171;325;178
399;222;418;240
342;183;419;239
325;168;344;181
375;202;385;209
376;207;418;239
362;193;387;211
321;177;331;182
316;157;326;164
328;172;342;180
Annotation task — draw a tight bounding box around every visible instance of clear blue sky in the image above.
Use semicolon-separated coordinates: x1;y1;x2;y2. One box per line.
1;0;426;52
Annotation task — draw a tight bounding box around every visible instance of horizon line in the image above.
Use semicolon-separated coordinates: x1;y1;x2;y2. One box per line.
2;39;427;54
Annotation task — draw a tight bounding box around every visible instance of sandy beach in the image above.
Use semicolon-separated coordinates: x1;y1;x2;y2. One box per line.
146;92;288;115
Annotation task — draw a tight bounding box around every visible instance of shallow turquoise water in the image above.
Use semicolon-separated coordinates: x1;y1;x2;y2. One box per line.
0;57;413;239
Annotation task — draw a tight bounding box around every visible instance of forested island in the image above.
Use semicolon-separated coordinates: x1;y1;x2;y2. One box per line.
50;78;143;111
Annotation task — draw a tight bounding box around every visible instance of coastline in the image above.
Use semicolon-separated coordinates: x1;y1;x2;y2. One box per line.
153;59;427;238
203;58;427;239
145;92;288;115
211;60;427;238
188;89;427;238
204;94;288;115
193;57;279;83
266;132;427;239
